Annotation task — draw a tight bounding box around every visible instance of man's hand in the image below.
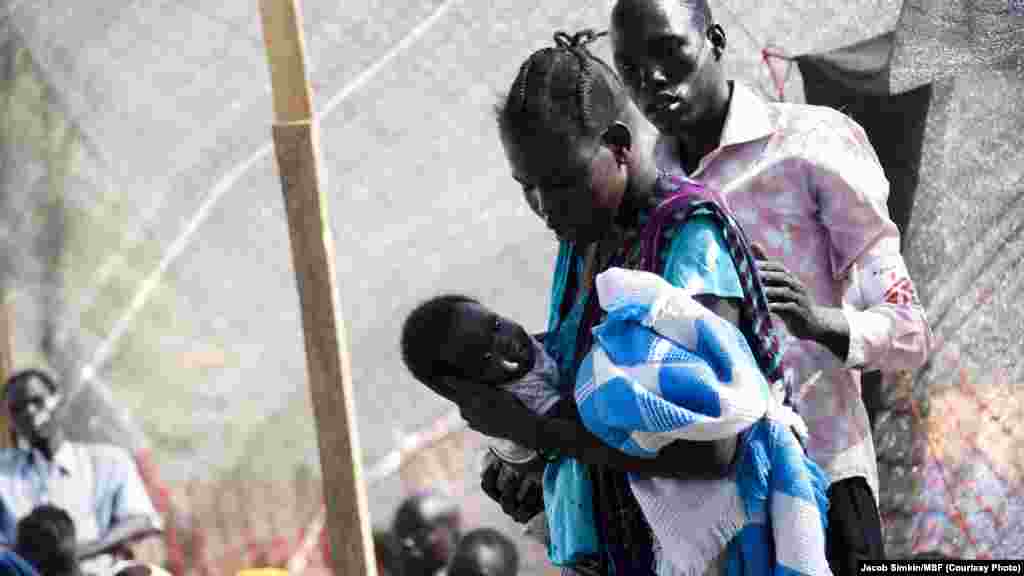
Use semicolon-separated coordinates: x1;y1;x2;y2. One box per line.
752;243;851;361
752;243;828;341
447;377;541;447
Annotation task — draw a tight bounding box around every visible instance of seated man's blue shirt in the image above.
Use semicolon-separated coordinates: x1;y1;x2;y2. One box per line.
0;441;162;573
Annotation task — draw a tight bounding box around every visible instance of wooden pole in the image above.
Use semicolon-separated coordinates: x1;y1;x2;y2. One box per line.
0;294;15;449
257;1;377;574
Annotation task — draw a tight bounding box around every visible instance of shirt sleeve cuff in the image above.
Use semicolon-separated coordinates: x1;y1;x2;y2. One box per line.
842;307;868;369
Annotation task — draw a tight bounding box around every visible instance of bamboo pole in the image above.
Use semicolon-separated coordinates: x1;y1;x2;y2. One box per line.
257;1;376;574
0;294;15;449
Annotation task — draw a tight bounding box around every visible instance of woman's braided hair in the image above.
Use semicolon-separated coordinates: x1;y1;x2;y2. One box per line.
498;29;626;143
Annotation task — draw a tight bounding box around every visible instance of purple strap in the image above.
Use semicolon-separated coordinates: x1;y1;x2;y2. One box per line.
640;180;715;273
638;176;790;398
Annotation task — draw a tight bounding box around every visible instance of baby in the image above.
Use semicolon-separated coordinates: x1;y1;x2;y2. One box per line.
402;270;830;576
400;294;562;465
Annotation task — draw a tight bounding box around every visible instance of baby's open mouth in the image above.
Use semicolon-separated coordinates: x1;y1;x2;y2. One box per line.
499;341;532;372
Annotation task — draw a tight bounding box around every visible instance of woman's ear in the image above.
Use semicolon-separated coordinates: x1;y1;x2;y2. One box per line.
601;122;633;166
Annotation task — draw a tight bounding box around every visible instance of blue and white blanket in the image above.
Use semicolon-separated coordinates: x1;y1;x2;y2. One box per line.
575;268;832;576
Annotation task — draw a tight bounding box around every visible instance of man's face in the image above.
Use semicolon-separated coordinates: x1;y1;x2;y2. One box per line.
611;0;723;135
6;376;60;443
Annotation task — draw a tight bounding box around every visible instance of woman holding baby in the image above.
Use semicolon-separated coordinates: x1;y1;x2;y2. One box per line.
406;26;829;576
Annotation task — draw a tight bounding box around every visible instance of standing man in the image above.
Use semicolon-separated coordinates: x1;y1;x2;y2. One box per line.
608;1;932;573
0;369;162;575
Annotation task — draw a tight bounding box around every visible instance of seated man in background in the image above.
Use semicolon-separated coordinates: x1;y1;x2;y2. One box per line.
0;370;162;575
14;505;81;576
447;528;519;576
392;490;462;576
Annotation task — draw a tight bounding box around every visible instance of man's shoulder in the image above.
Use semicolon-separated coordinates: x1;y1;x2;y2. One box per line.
767;100;861;138
71;442;136;468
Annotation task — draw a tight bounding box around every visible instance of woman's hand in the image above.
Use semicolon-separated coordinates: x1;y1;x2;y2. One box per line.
447;377;542;447
480;451;545;523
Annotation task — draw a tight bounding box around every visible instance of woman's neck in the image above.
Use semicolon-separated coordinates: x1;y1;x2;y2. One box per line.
615;174;664;231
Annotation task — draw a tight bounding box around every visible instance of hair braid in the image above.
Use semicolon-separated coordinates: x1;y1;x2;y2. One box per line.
553;29;608;130
497;29;621;146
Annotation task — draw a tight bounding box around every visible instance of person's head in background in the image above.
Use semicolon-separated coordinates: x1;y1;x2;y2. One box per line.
610;0;731;141
447;528;519;576
392;489;462;575
3;370;65;455
14;505;81;576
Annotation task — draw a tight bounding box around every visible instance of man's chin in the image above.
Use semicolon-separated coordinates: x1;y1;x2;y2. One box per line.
656;116;698;137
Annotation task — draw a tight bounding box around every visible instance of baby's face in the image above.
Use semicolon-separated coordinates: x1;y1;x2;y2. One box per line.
443;302;536;384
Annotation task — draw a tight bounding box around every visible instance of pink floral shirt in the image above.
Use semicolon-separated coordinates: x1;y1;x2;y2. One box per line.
655;82;933;498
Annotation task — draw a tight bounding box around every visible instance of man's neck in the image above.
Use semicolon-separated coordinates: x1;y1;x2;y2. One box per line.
26;430;64;461
677;81;734;172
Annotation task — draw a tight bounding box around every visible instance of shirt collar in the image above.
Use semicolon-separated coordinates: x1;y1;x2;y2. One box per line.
717;82;778;148
14;436;75;475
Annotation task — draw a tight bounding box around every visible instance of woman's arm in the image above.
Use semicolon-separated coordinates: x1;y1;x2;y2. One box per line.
693;294;742;327
458;385;736;479
531;405;737;479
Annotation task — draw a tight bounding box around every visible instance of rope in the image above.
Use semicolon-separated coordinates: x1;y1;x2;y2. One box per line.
286;506;327;576
761;46;795;102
